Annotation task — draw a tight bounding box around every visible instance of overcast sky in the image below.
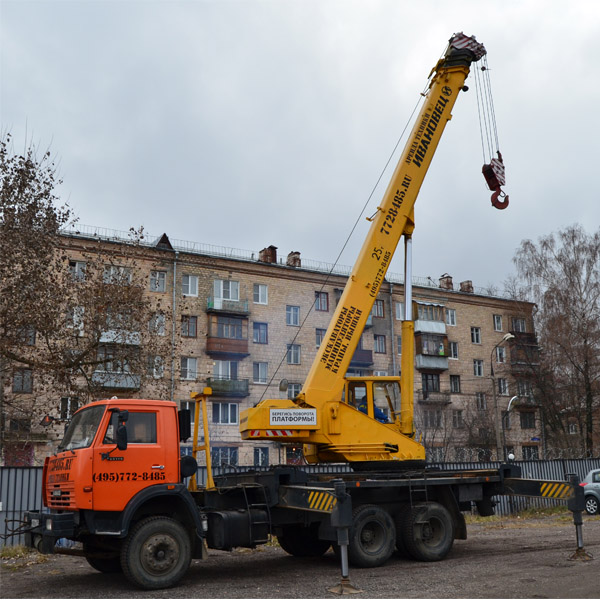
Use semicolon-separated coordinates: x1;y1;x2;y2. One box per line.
2;0;599;291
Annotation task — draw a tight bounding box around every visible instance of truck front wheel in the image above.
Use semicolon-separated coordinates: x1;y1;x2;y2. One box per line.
401;502;454;562
121;516;192;590
347;504;395;568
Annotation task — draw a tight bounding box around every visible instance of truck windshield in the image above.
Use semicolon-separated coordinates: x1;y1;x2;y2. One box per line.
58;405;106;451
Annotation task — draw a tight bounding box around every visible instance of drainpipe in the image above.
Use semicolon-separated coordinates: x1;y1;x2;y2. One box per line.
170;251;179;403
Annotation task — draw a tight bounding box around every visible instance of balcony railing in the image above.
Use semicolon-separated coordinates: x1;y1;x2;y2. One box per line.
206;297;249;315
92;372;141;390
206;377;249;397
350;348;373;367
417;391;452;405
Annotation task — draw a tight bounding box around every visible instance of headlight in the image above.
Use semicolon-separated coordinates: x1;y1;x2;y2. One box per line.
31;518;40;528
46;519;53;531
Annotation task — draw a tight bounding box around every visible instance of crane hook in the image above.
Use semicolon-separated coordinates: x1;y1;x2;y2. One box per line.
482;151;509;210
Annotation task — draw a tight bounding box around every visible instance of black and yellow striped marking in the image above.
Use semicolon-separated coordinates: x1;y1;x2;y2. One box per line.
540;481;573;499
307;490;337;512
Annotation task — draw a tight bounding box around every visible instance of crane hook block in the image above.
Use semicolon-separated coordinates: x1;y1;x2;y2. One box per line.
482;151;509;210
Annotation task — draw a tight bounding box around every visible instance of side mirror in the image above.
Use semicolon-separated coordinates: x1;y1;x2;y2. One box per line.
116;423;128;451
178;409;191;442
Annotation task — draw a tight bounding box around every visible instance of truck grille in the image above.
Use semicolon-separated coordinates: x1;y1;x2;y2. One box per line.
47;483;76;509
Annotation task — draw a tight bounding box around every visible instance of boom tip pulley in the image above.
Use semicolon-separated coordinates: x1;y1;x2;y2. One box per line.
482;151;509;210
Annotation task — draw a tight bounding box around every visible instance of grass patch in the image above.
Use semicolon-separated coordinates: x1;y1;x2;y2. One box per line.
0;545;48;570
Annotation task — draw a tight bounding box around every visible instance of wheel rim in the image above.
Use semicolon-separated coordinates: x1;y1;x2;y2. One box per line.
140;533;180;575
417;516;444;547
359;520;386;555
586;498;598;513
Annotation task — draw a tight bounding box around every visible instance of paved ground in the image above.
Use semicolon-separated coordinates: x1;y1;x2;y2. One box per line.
1;513;598;599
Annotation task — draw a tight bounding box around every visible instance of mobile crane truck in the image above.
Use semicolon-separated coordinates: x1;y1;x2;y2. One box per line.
21;33;589;592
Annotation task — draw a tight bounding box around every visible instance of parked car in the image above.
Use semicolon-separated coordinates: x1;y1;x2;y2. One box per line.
580;469;600;515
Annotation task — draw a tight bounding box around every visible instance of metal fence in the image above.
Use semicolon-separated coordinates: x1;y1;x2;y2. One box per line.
2;458;599;547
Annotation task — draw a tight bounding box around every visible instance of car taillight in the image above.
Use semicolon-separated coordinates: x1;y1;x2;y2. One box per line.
580;482;588;486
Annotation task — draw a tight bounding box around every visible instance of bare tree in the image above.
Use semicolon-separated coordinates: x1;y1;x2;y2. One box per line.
512;224;600;456
0;134;172;464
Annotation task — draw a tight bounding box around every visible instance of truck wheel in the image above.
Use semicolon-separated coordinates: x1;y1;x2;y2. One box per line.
393;505;410;557
278;525;331;557
347;504;395;568
401;502;454;562
121;516;192;590
585;496;599;515
83;541;121;573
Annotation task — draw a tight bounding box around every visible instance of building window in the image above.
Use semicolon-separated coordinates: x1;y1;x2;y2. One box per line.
13;369;33;393
427;447;445;463
423;409;442;428
212;403;239;425
422;373;440;398
181;315;198;338
512;317;527;333
253;362;268;384
374;335;386;354
253;283;268;305
495;346;506;363
103;265;132;284
493;314;503;331
214;279;239;300
286;447;304;465
417;303;444;322
446;308;456;326
568;422;578;435
449;341;458;359
213;360;238;380
253;322;268;344
372;299;384;318
59;397;79;420
149;312;166;336
520;411;536;429
69;260;86;281
286;305;300;326
66;306;85;336
517;380;533;398
287;344;301;365
182;274;198;297
254;447;269;467
315;291;329;312
212;446;238;467
216;316;244;339
473;359;484;377
316;328;326;348
397;336;402;355
471;327;481;344
522;445;539;460
476;392;487;410
181;357;197;380
395;302;405;320
150;270;166;292
147;355;164;379
287;383;302;399
452;410;464;429
498;378;509;396
450;375;461;393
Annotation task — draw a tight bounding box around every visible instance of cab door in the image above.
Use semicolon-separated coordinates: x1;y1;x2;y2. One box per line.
92;409;167;511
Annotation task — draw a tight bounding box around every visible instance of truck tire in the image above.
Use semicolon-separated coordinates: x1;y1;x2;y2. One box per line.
83;541;121;573
347;504;395;568
278;525;331;557
393;505;410;557
401;502;454;562
585;495;599;515
120;516;192;590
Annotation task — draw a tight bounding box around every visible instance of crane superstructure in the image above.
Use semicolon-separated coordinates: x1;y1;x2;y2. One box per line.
240;33;495;467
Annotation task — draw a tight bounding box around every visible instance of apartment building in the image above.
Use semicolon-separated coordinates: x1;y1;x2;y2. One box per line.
2;226;542;466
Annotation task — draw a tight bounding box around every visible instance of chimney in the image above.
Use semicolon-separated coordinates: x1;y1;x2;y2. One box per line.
439;273;453;290
287;251;301;268
258;245;277;264
460;280;474;293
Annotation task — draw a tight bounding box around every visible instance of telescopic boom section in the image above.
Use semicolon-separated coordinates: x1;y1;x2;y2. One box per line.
240;34;486;461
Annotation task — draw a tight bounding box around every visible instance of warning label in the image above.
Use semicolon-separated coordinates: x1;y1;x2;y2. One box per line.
270;409;317;427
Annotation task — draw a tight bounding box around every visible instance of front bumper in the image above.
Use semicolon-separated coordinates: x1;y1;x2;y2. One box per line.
24;511;77;554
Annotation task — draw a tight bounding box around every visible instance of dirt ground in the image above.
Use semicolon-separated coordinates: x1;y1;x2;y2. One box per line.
1;513;598;599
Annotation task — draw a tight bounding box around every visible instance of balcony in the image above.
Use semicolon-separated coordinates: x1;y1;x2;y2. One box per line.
350;348;373;367
417;391;451;405
92;371;141;390
206;377;249;397
415;355;448;371
206;336;249;357
206;297;249;316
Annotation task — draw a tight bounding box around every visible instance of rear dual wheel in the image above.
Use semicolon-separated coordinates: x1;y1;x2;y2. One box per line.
400;502;454;562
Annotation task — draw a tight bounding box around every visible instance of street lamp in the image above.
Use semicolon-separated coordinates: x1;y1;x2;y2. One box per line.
501;395;519;461
490;333;515;462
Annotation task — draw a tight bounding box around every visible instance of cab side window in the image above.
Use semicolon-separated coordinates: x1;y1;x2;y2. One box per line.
103;412;157;444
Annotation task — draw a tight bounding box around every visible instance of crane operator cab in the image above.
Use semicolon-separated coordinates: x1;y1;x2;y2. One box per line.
343;377;401;424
